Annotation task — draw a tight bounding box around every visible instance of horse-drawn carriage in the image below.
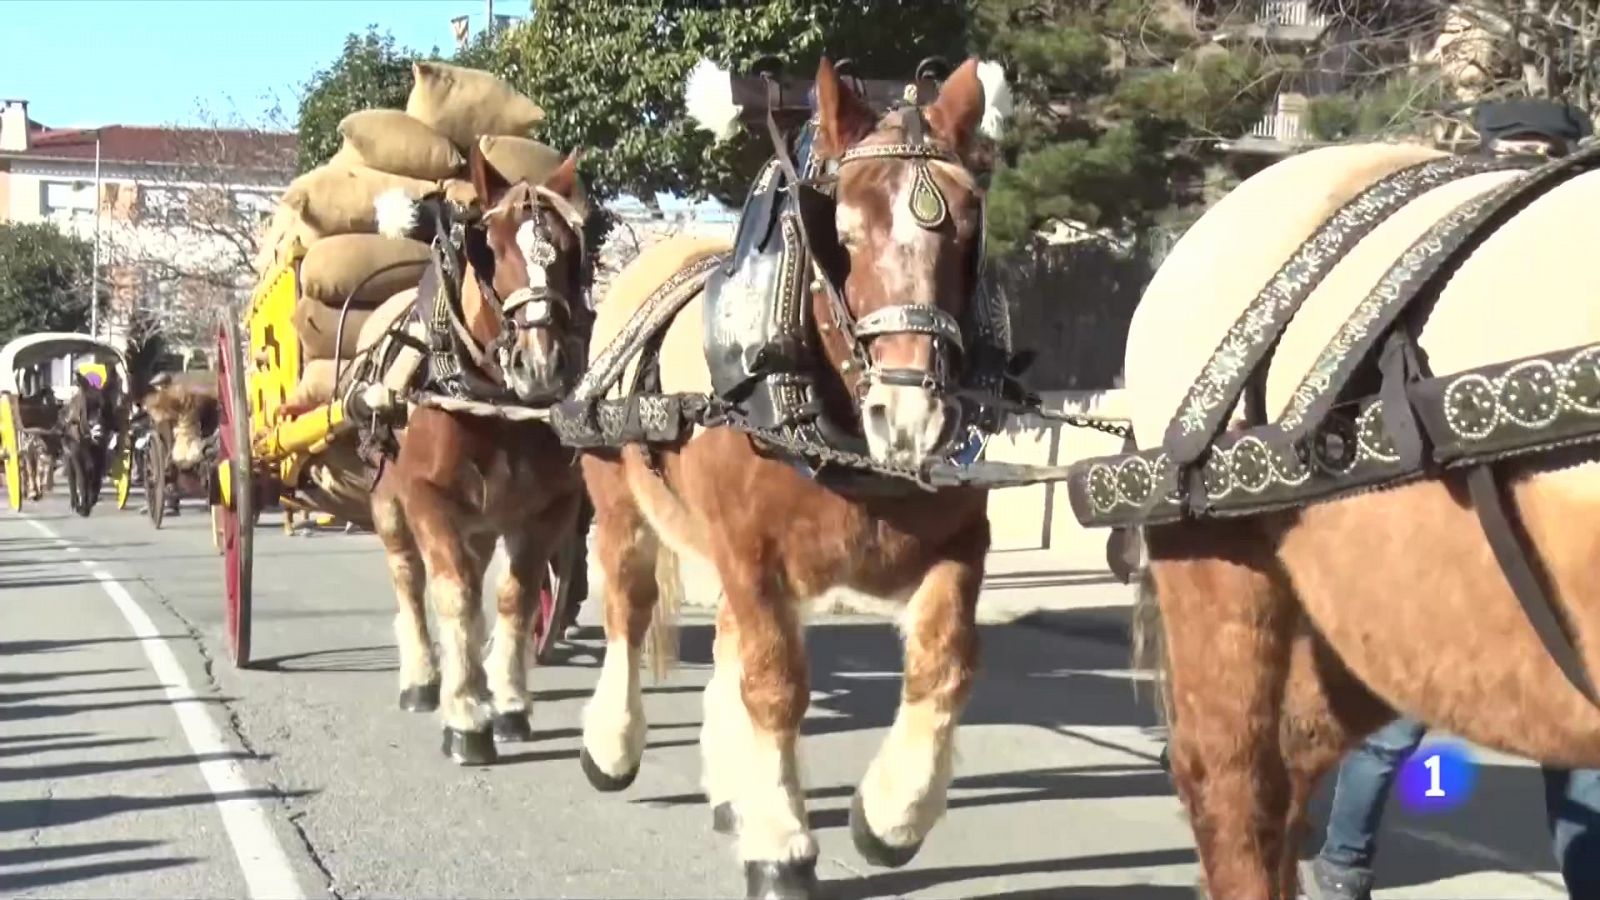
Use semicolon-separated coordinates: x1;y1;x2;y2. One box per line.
136;369;219;529
0;332;134;516
213;61;594;678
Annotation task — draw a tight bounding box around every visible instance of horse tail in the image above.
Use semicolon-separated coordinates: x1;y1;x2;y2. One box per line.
1128;541;1174;728
645;543;683;685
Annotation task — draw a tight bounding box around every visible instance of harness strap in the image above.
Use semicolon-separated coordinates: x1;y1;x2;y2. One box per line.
1466;464;1600;706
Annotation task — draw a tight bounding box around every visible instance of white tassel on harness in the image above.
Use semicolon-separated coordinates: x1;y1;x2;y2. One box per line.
681;57;1015;145
375;188;421;240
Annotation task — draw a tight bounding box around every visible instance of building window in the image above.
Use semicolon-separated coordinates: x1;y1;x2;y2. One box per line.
40;180;95;222
141;187;188;227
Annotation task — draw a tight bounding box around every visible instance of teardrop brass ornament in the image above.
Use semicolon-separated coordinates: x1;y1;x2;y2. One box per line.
909;163;948;229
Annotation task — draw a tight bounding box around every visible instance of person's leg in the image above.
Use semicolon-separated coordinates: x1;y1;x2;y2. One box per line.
1303;717;1429;900
1543;767;1600;897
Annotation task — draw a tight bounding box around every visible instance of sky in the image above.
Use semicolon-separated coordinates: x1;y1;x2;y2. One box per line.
2;0;508;129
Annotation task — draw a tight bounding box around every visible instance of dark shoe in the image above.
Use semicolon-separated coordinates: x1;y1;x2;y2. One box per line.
1299;858;1374;900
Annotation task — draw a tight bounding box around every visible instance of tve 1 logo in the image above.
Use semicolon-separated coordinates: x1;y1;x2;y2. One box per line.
1396;739;1477;814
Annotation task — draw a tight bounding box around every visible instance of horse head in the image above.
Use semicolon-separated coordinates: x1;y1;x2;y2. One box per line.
807;56;993;468
462;148;589;405
67;371;112;447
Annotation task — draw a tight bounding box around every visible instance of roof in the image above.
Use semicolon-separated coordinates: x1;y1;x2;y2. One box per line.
7;124;297;171
0;332;128;392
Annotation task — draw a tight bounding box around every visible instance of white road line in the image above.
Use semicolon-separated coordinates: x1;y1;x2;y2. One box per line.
26;516;306;900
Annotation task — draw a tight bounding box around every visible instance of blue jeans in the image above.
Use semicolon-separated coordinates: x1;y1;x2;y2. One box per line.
1318;716;1600;893
1319;717;1429;869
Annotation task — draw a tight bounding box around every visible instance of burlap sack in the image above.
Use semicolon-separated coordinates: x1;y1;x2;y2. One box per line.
282;163;436;235
293;298;376;361
477;136;586;208
338;109;464;181
299;234;431;309
253;203;325;274
405;61;545;150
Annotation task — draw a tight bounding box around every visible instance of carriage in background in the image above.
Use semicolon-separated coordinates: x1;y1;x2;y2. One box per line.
0;332;134;515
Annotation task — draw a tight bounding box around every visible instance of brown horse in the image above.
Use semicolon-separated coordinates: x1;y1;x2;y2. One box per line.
1113;140;1600;897
576;58;997;899
370;146;591;765
143;372;220;511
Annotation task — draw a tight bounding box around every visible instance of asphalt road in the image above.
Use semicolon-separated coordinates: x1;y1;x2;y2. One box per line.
0;492;1576;899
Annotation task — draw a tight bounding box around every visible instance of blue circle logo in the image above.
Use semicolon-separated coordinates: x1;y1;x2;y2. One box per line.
1396;739;1477;814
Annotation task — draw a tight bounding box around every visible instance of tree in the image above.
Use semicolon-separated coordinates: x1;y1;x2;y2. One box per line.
295;28;418;173
971;0;1298;255
0;223;96;345
100;101;297;345
489;0;969;206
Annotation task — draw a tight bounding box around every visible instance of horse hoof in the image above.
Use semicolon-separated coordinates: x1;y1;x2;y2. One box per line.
742;859;818;900
578;746;638;792
849;789;922;869
398;682;440;713
712;801;739;835
491;711;534;744
440;727;497;766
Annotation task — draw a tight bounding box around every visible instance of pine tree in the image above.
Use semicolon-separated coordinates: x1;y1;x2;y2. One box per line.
971;0;1298;255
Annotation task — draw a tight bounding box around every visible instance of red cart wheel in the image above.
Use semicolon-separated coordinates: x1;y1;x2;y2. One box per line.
531;514;587;665
216;320;256;668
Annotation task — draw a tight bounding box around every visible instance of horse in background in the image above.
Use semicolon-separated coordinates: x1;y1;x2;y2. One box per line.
59;371;117;516
18;427;59;501
575;57;1003;899
142;371;220;514
370;146;593;766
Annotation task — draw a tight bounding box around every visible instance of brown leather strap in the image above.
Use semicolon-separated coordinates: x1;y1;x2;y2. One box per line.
1466;464;1600;706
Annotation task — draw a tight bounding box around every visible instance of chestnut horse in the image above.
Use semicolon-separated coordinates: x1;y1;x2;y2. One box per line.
1117;141;1600;897
577;58;997;899
370;147;591;765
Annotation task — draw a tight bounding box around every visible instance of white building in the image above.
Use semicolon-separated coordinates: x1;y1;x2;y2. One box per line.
0;99;297;351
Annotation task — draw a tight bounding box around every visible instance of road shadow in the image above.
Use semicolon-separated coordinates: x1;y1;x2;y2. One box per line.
0;667;137;686
2;683;174;704
0;750;265;783
825;848;1196;900
667;607;1160;737
3;854;199;891
253;644;397;673
0;735;154;759
0;636;184;654
0;788;314;834
0;695;236;724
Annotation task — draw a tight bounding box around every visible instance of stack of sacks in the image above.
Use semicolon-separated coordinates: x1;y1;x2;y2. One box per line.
253;62;582;410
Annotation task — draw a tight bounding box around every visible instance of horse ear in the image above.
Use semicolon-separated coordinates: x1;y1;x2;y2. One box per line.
542;150;582;201
468;145;512;209
925;57;986;161
814;56;877;158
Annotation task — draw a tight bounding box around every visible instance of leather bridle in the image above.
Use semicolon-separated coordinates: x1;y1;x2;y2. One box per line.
763;77;982;407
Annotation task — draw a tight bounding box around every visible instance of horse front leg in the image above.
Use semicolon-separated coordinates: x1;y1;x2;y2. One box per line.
485;493;579;743
852;544;984;870
405;483;496;766
579;455;658;790
716;551;815;900
372;481;438;712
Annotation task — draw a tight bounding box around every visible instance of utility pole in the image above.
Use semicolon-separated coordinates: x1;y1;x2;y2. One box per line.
486;0;495;35
90;129;102;340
